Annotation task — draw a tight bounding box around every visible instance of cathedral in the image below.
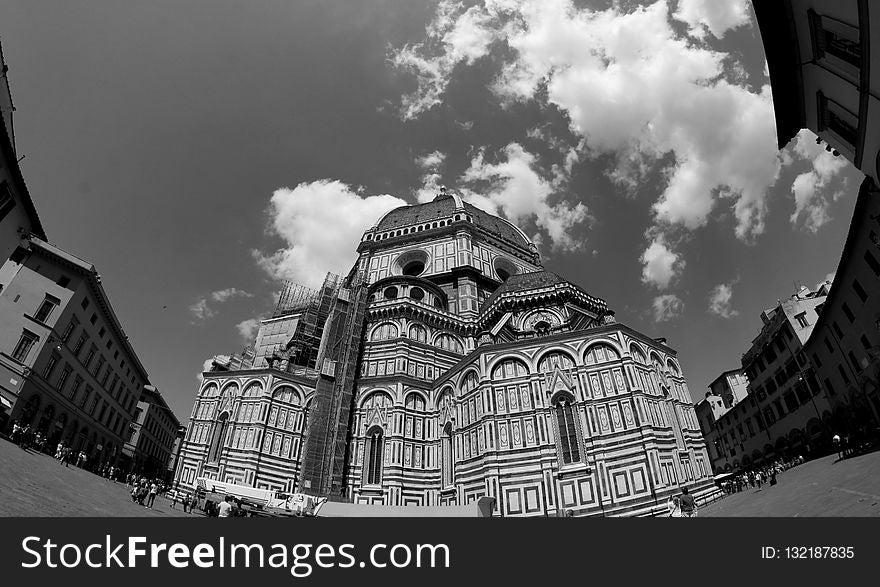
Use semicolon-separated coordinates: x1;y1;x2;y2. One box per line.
173;188;718;516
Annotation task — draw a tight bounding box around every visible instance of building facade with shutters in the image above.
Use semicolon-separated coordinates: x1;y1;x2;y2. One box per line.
754;0;880;185
174;190;716;516
121;385;182;479
0;236;150;466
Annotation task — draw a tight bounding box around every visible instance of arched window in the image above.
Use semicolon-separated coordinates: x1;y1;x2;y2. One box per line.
491;358;529;380
207;412;229;462
405;393;425;412
441;422;454;488
630;345;648;365
435;333;464;354
364;426;384;486
538;351;575;372
584;343;621;364
370;322;399;341
361;391;392;410
408;323;428;343
460;371;479;394
273;385;301;405
244;382;262;397
201;383;219;398
553;395;581;466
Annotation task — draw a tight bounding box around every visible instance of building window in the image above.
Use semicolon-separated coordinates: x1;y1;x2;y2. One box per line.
68;376;83;403
553;396;582;465
61;318;78;344
842;303;855;323
861;334;872;351
853;279;868;302
11;330;38;362
73;334;88;356
440;422;453;488
89;313;98;325
57;364;72;393
848;351;863;373
83;346;96;370
93;356;105;377
364;426;385;486
833;322;844;339
824;378;836;396
80;298;89;310
795;312;809;328
34;295;60;323
0;181;16;221
42;354;59;379
818;93;859;150
809;10;861;72
824;337;834;353
812;353;823;368
838;364;851;386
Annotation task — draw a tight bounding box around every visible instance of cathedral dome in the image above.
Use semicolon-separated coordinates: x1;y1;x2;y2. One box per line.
372;193;533;250
480;270;608;315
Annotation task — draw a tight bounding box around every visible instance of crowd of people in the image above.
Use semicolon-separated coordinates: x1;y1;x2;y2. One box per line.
716;455;810;495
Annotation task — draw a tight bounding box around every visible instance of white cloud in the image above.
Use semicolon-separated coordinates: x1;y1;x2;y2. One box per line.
211;288;254;303
236;318;261;343
189;298;214;321
708;282;739;318
653;294;684;322
458;142;590;251
788;130;849;233
392;0;787;249
196;358;215;383
673;0;752;39
253;180;407;288
415;150;447;203
190;287;255;322
640;236;684;289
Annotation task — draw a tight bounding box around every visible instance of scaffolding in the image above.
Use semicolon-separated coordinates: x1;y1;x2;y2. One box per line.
298;270;369;498
270;274;340;371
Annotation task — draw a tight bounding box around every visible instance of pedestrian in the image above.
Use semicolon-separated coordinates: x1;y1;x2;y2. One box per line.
182;495;190;514
147;482;158;509
11;421;22;447
21;424;32;450
666;495;682;517
679;487;697;517
218;496;233;518
170;492;178;509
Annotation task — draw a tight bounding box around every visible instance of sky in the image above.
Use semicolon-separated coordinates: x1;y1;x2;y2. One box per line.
0;0;865;422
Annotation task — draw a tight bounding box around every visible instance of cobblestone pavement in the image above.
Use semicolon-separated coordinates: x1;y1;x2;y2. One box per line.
3;435;880;517
700;450;880;516
0;437;191;517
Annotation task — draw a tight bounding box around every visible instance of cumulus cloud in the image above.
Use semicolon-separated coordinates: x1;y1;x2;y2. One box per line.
211;288;254;303
708;282;739;318
640;236;684;289
196;358;216;383
392;0;791;263
190;288;255;322
414;150;447;203
252;180;407;287
653;294;684;322
788;130;849;233
673;0;752;39
189;298;215;321
236;318;261;343
458;142;590;251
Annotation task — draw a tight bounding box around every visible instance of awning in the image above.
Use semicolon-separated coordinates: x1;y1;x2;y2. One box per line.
0;395;13;411
713;472;735;481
